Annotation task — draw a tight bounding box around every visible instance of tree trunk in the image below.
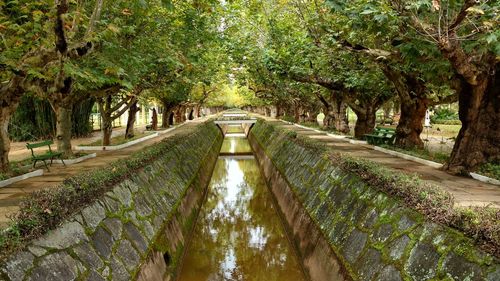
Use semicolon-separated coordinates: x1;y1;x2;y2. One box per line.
0;76;25;172
174;106;183;124
333;101;349;133
353;106;377;139
382;67;426;148
395;97;427;148
182;107;188;122
0;107;14;173
294;105;300;123
194;104;202;118
125;101;139;139
445;74;500;174
169;112;175;126
162;108;172;128
102;117;113;146
55;105;74;157
151;108;158;130
187;108;194;121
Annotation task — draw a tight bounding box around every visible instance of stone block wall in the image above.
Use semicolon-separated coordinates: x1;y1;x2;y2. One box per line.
0;122;223;281
250;120;499;281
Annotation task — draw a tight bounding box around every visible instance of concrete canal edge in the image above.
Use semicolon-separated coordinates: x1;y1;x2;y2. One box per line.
0;121;223;281
246;120;500;281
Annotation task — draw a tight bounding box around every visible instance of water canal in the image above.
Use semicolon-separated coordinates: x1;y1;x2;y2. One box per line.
178;125;306;281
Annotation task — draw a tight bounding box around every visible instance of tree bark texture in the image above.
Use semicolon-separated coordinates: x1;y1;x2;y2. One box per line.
151;108;158;130
322;94;349;133
125;101;139;139
445;68;499;173
351;105;377;139
55;105;74;156
382;67;428;148
0;76;24;172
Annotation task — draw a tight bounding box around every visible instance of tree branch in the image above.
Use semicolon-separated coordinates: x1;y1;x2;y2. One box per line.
449;0;476;32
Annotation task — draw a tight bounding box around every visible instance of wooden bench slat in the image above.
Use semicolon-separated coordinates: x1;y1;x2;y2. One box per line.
26;140;54;149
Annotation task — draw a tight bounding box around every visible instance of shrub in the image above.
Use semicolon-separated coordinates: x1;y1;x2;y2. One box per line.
432;119;461;125
280;115;295;123
431;107;458;122
478;161;500;181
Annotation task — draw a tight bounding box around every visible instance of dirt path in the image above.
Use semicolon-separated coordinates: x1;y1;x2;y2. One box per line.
8;126;137;162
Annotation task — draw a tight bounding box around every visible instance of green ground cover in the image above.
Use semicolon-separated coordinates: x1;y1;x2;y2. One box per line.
380;144;450;164
478;162;500;181
82;132;153;146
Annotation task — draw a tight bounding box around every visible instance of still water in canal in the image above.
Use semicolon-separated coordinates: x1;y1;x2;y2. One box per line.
178;126;306;281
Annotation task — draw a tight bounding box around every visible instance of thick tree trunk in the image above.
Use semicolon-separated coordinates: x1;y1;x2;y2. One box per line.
395;97;427;148
194;104;202;118
0;76;25;172
182;107;188;122
353;106;377;139
323;102;349;133
162;109;172;128
276;105;283;118
101;117;113;146
333;101;349;133
151;108;158;130
187;108;194;121
161;101;174;128
169;112;175;126
174;106;184;124
125;101;139;139
293;105;300;123
445;74;500;174
55;105;74;157
382;67;427;148
0;108;14;173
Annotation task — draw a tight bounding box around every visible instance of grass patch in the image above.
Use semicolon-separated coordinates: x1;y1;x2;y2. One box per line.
380;144;450;164
82;132;153;146
0;162;37;181
477;161;500;181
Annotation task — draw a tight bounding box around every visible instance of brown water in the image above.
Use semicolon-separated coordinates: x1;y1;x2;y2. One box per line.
177;129;306;281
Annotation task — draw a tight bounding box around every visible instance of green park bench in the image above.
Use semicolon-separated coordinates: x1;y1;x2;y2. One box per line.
26;140;65;171
364;127;396;145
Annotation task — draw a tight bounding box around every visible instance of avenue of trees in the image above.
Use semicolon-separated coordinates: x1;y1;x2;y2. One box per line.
222;0;498;175
1;0;499;176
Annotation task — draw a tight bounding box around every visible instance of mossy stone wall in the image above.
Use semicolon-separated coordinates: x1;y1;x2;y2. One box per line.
250;120;499;281
0;122;223;281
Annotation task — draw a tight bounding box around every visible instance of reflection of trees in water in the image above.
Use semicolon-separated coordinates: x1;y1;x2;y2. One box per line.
178;159;304;281
220;137;252;154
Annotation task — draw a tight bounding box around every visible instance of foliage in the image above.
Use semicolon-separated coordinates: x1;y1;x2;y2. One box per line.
9;95;94;141
431;107;459;122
